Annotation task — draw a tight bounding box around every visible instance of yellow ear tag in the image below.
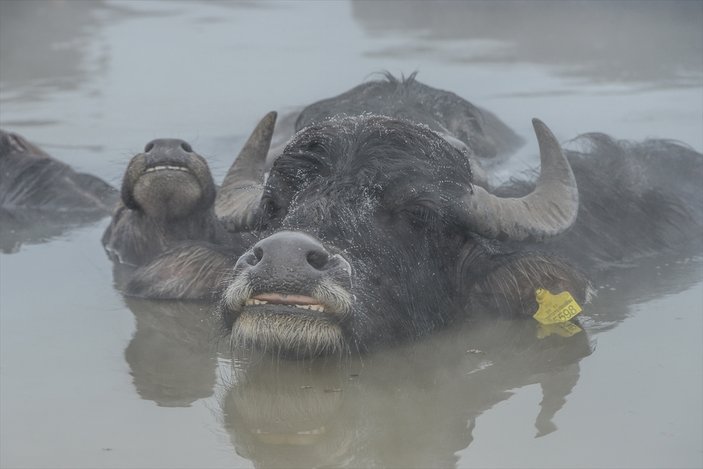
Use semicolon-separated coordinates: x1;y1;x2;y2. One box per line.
533;288;583;325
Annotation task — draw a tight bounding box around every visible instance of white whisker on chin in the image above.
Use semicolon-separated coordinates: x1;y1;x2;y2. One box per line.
230;311;347;358
222;272;253;310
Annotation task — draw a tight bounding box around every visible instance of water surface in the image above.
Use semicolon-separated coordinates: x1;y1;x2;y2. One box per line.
1;1;701;468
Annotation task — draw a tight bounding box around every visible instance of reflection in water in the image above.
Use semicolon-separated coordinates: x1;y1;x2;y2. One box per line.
115;248;703;465
0;213;107;254
222;320;591;468
123;298;219;407
218;251;702;467
352;0;703;88
581;250;703;333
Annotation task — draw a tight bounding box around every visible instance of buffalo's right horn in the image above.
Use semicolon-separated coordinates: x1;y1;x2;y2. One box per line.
215;111;277;231
459;119;579;241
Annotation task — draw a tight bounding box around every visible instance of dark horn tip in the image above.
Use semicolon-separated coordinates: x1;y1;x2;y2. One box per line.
531;118;559;142
531;118;547;132
252;111;277;137
263;111;278;124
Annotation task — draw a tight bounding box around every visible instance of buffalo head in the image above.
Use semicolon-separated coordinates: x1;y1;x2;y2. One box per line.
217;115;583;357
120;138;217;220
103;112;276;266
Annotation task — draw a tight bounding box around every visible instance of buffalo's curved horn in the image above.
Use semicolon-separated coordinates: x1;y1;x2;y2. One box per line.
461;119;578;241
215;111;277;230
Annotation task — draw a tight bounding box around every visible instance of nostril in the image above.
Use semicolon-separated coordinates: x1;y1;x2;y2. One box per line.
253;246;264;262
180;142;193;153
242;249;260;267
144;142;154;153
306;249;330;270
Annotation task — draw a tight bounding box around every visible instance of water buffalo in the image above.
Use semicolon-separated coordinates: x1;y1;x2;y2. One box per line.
126;113;702;358
267;73;525;185
102;112;276;266
219;116;583;358
0;130;118;252
123;298;219;407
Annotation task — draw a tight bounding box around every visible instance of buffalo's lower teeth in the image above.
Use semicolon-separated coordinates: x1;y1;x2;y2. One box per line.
294;304;325;312
145;165;189;173
245;299;268;305
245;299;325;312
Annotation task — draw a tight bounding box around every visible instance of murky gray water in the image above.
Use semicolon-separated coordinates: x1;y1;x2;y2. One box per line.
1;1;702;468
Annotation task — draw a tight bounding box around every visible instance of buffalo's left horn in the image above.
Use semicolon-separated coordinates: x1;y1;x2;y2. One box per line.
215;111;277;230
461;119;578;241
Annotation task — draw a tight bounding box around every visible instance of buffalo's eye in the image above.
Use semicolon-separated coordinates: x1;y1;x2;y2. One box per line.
261;197;279;219
257;195;286;231
401;204;440;230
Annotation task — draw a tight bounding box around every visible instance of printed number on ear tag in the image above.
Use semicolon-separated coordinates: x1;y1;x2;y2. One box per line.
533;288;583;325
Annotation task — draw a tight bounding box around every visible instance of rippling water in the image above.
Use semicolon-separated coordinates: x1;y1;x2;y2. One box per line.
1;1;702;468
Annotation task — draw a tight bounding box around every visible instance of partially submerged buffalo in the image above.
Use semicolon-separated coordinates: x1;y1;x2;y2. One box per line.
267;73;524;185
223;117;583;358
102;112;276;266
0;130;118;252
126;113;703;358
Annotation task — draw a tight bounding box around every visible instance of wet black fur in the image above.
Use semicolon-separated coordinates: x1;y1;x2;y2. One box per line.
295;72;524;161
496;134;703;270
102;202;233;266
124;240;250;301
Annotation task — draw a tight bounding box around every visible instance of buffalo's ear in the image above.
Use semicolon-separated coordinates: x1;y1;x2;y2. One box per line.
124;242;235;301
464;253;592;318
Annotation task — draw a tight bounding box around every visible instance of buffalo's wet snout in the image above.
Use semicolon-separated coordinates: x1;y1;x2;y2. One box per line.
119;137;216;221
234;231;352;297
142;138;195;166
243;231;333;274
228;231;353;312
224;231;353;357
